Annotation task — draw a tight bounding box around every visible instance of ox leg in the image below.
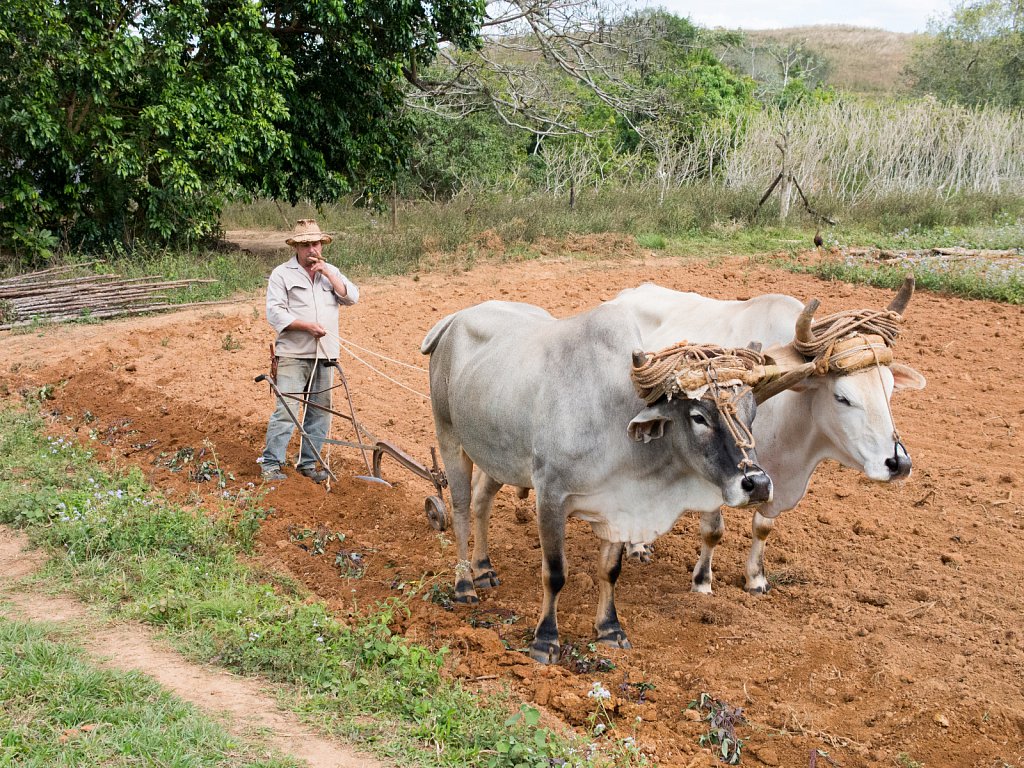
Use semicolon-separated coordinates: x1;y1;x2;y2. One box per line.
470;470;502;590
595;541;631;650
530;500;566;665
745;511;776;594
442;446;478;605
691;507;724;594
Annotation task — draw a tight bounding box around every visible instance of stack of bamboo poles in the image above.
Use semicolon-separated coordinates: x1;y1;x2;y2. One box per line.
0;262;231;331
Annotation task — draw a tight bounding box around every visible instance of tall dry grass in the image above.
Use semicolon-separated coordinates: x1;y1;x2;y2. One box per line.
716;98;1024;202
742;25;920;94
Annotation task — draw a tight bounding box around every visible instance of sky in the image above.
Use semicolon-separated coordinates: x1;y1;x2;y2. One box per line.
648;0;956;33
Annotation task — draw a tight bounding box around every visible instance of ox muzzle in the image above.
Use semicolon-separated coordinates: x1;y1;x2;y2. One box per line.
740;470;772;505
885;441;912;480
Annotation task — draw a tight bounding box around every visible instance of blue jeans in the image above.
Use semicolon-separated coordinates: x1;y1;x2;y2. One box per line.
261;357;334;471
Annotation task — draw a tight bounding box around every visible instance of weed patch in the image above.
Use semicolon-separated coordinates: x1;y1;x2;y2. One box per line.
767;249;1024;304
0;406;646;767
688;692;747;765
558;642;616;675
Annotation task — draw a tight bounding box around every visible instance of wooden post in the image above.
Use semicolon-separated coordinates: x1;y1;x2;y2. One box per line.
391;181;398;229
779;173;793;221
774;130;793;222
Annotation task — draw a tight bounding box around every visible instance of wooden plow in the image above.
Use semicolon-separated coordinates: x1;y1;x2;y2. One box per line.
254;357;451;531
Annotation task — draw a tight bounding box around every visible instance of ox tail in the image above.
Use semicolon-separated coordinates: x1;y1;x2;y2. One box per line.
420;312;460;356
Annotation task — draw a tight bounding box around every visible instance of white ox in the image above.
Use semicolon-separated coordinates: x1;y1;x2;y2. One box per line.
608;279;926;594
420;300;809;663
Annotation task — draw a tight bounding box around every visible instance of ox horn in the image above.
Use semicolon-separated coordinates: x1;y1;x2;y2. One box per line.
752;361;817;404
632;349;648;368
794;298;821;345
886;274;915;315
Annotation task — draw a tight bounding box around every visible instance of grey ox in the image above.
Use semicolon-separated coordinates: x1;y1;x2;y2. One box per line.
607;279;926;594
420;300;811;664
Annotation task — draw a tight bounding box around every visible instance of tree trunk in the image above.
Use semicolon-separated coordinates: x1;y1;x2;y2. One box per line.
779;173;793;221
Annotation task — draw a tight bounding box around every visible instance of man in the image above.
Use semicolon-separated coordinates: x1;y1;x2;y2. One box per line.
260;219;359;483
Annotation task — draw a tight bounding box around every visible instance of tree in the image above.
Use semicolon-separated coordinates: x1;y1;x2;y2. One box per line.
719;34;830;108
0;0;486;263
254;0;486;206
405;5;756;198
906;0;1024;107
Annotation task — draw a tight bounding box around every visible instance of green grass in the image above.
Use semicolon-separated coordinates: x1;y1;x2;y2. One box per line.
221;190;1023;288
0;408;647;768
5;188;1019;330
0;617;302;767
97;245;271;304
765;252;1024;304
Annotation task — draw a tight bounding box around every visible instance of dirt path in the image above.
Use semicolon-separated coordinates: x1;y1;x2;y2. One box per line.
0;527;387;768
2;241;1023;767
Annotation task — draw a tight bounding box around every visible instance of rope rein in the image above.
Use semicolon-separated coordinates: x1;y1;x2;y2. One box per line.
631;343;767;471
319;329;431;400
334;333;429;372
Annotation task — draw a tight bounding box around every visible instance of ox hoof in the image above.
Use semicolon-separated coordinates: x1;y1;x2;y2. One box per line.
454;579;479;605
473;571;501;589
528;640;561;665
690;583;713;595
596;631;632;650
624;543;653;564
745;582;771;595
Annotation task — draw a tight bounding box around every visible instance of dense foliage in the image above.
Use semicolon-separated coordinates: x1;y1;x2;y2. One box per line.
906;0;1024;107
0;0;485;264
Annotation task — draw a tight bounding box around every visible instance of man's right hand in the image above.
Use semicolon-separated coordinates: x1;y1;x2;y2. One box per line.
287;320;327;338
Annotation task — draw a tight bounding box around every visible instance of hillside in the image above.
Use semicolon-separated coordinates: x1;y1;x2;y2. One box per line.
741;25;922;95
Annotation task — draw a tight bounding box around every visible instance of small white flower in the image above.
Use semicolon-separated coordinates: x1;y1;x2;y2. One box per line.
255;457;265;464
593;723;606;735
587;682;611;700
316;636;325;643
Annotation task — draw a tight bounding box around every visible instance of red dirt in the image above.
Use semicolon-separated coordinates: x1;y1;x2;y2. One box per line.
3;247;1022;768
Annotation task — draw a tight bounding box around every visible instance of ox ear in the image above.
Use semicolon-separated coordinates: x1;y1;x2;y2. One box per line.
891;363;926;392
627;404;672;443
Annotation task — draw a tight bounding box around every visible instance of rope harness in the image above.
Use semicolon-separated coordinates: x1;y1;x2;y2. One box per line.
792;309;902;375
792;308;907;461
631;343;767;473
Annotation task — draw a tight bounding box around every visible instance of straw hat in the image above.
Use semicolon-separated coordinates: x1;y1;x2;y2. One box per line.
285;219;333;246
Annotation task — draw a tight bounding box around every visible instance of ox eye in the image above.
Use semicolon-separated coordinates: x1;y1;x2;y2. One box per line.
834;394;852;406
690;412;710;427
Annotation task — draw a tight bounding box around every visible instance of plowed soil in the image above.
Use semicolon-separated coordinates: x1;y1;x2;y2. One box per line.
3;239;1023;768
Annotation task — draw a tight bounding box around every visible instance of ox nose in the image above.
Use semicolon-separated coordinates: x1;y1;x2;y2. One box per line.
885;453;912;479
741;472;772;504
